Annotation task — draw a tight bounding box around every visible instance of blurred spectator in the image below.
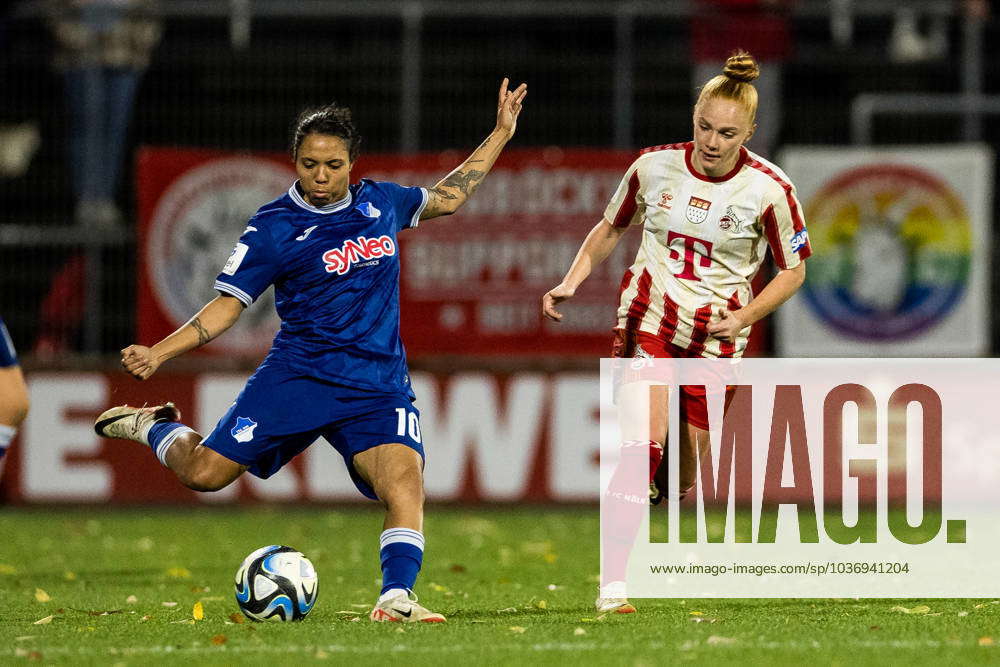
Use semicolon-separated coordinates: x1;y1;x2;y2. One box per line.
0;3;40;178
48;0;161;228
690;0;793;158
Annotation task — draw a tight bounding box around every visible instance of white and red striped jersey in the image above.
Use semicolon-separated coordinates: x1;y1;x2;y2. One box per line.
605;141;811;358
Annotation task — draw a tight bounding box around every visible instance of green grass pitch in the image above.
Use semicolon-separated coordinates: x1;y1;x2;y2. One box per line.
0;506;997;665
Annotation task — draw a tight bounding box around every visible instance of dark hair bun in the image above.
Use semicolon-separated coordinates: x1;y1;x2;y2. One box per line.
723;51;760;83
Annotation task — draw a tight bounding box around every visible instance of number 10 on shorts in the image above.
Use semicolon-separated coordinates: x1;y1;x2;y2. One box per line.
395;408;422;443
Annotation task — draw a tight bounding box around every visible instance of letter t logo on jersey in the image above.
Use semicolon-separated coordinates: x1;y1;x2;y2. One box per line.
667;230;713;281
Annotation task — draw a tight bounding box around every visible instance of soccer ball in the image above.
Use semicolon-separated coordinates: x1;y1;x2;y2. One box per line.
234;545;318;621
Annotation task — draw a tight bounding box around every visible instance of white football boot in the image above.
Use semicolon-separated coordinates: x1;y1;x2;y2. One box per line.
596;582;636;614
369;592;446;623
595;597;637;614
94;403;181;445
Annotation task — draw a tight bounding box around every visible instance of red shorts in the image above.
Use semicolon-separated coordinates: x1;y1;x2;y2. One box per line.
611;328;731;431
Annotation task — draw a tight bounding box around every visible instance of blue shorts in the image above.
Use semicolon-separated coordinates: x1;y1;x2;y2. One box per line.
0;319;18;368
201;360;424;500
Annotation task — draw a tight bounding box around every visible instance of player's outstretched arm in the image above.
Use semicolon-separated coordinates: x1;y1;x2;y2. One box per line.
120;295;245;380
543;219;629;321
420;77;527;220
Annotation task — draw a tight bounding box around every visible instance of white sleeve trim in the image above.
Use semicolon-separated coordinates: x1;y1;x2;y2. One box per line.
214;280;253;307
409;187;429;229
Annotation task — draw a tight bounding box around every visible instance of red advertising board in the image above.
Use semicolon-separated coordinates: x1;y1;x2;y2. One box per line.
2;370;930;506
135;146;768;359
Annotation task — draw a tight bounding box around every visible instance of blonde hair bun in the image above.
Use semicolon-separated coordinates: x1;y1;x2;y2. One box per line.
722;50;760;84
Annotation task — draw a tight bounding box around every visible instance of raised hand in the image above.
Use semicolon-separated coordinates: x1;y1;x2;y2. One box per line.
495;77;528;138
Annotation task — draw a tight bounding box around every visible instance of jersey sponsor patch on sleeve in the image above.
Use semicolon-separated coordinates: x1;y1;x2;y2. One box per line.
222;243;249;275
791;228;810;253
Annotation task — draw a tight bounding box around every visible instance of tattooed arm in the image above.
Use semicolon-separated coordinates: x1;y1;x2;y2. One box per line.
421;78;527;220
120;295;244;380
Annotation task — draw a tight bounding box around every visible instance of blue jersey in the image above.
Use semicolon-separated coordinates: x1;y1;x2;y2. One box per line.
0;317;17;367
214;179;428;395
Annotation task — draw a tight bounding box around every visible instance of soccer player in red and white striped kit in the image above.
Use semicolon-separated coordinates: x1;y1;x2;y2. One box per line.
543;51;811;614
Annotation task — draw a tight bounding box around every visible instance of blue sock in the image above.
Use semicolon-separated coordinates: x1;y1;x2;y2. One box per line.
146;421;194;467
379;528;424;595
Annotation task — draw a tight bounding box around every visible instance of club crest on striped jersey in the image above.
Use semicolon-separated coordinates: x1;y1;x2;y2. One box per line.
686;196;712;224
718;205;747;233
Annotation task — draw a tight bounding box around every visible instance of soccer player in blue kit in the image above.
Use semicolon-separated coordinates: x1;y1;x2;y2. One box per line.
0;318;30;477
95;78;527;623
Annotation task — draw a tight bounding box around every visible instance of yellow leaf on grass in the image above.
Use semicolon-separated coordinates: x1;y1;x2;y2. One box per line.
126;595;138;604
63;572;77;581
166;567;191;579
689;611;704;616
574;627;587;636
979;637;995;647
0;563;16;575
34;589;51;603
893;605;931;615
193;602;204;621
536;600;548;609
33;615;53;625
509;626;526;634
543;553;559;564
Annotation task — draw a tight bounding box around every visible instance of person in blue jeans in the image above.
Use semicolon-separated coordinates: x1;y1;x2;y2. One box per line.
49;0;161;227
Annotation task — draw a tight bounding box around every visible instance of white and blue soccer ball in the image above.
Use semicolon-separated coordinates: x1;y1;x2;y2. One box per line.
234;545;318;622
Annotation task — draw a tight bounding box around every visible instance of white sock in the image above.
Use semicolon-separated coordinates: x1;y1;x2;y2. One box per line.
154;426;194;467
378;588;410;604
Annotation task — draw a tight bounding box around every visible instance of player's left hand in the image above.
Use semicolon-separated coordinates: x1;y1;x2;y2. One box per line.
495;77;527;139
707;308;746;343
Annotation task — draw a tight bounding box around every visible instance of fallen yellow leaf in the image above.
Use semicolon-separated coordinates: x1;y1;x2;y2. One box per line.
574;627;587;636
165;567;191;579
891;605;931;614
690;610;704;616
33;615;53;625
193;601;204;621
509;626;526;634
63;572;77;581
0;564;16;575
536;600;548;609
34;589;50;603
979;637;995;647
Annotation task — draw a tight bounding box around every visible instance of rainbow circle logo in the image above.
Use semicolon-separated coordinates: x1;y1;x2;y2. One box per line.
801;165;972;340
